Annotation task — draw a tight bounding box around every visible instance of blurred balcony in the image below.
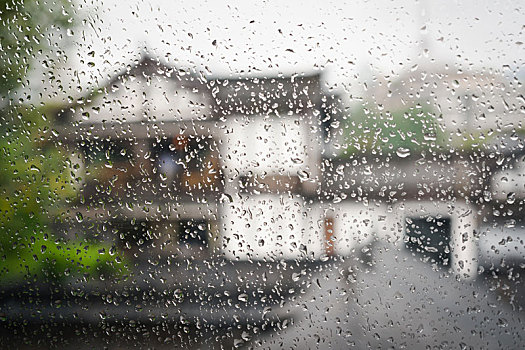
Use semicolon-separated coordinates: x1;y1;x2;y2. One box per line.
80;160;223;204
76;135;223;207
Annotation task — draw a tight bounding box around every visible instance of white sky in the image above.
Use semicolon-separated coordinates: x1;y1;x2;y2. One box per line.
60;0;524;95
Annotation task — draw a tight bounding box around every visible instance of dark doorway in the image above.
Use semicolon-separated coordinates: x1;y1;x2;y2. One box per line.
405;216;451;266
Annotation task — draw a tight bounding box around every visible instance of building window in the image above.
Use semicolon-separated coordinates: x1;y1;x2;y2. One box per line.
405;216;451;266
178;220;208;247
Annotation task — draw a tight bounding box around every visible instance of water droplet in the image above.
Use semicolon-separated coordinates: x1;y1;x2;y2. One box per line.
297;170;310;181
222;193;234;203
75;212;83;223
241;331;251;341
423;133;436;141
394;291;404;299
396;147;411;158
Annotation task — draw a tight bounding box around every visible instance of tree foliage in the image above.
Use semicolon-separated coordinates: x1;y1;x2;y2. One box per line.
343;103;443;157
0;0;126;283
0;0;74;99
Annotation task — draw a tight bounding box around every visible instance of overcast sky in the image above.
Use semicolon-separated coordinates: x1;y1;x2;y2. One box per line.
60;0;524;95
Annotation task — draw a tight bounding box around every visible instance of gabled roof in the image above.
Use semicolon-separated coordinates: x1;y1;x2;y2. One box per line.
211;72;323;117
55;52;332;125
56;53;210;123
105;54;205;88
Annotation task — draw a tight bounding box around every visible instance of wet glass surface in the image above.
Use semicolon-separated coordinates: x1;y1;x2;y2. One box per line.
1;0;524;349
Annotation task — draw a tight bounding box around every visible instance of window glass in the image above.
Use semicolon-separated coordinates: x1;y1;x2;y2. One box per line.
1;0;524;348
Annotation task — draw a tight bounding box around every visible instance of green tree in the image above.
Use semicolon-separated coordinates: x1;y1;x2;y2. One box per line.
0;0;125;283
0;0;73;99
343;103;443;157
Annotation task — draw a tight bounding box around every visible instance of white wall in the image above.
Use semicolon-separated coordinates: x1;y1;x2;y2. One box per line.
77;77;143;123
492;160;525;201
220;194;324;260
145;77;211;121
222;115;310;176
478;225;525;267
219;113;324;260
328;202;384;256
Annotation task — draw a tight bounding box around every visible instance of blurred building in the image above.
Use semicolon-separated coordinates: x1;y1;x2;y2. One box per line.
55;55;525;278
322;65;525;278
56;55;331;263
